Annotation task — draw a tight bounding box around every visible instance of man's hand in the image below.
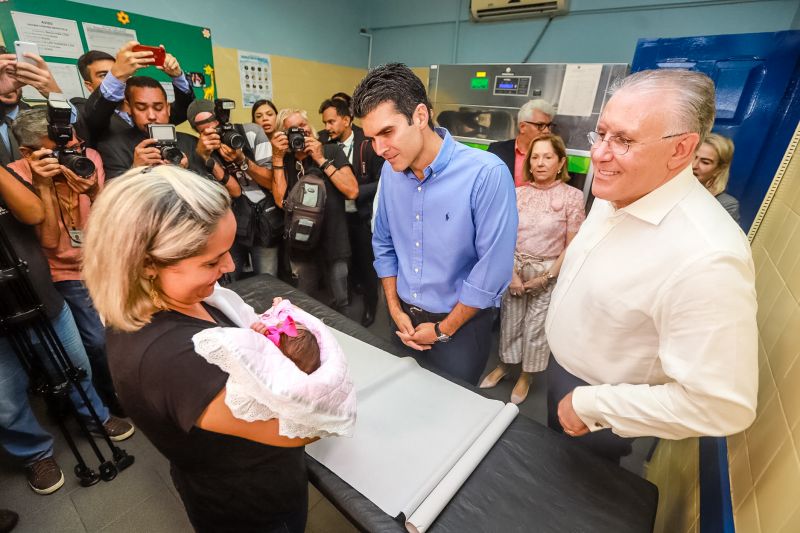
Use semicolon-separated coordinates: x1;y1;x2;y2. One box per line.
29;149;62;182
133;138;163;167
110;41;154;81
179;152;189;169
61;165;97;195
408;322;438;348
0;53;24;94
391;308;432;351
159;50;183;78
557;391;590;437
304;136;325;165
271;131;288;159
218;144;243;163
196;126;221;161
11;54;60;98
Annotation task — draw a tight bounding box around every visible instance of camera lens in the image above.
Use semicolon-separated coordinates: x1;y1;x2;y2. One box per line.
161;146;184;166
220;129;245;150
59;152;96;177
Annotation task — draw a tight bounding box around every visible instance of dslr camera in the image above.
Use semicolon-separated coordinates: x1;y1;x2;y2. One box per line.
286;127;306;152
213;99;245;150
46;93;95;178
147;124;184;165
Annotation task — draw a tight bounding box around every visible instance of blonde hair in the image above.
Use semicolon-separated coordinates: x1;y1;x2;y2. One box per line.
701;133;735;196
522;133;570;183
82;166;231;332
276;108;318;138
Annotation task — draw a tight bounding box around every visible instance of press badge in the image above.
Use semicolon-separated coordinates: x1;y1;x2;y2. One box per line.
69;229;84;248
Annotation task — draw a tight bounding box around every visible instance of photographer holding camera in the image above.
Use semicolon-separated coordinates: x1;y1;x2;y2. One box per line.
8;102;127;414
96;76;201;179
270;108;358;311
187;98;285;280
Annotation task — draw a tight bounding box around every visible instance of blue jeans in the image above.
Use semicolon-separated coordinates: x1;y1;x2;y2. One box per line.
0;302;109;465
54;280;116;405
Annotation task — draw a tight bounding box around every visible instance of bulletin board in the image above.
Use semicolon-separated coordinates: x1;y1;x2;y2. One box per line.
0;0;215;102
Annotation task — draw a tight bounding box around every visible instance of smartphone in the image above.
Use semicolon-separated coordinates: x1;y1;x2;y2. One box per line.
14;41;40;65
132;44;166;67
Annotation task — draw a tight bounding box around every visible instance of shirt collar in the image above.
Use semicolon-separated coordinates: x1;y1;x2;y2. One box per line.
340;131;354;147
619;165;696;225
424;127;455;178
514;136;527;155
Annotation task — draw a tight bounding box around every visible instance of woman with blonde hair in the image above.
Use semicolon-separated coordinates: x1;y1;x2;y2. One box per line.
692;132;740;223
82;165;313;532
479;133;585;404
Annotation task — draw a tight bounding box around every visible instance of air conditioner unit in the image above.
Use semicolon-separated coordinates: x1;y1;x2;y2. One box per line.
470;0;569;22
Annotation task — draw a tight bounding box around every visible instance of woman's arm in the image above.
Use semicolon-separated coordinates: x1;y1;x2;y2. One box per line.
0;166;44;225
196;388;318;447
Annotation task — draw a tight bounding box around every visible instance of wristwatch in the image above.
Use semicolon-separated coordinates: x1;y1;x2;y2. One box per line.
434;322;451;343
239;159;249;171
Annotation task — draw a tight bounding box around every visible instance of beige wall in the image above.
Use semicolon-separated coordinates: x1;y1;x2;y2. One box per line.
645;438;700;533
646;122;800;533
728;121;800;533
209;45;366;133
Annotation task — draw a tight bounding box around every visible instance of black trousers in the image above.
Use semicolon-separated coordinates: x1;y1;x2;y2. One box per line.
392;301;495;386
546;355;635;464
346;214;378;316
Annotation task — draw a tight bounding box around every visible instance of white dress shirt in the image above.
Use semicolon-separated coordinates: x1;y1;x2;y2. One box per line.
339;131;357;213
545;165;758;440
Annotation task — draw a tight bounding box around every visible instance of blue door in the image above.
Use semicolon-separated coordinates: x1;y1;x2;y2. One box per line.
632;31;800;230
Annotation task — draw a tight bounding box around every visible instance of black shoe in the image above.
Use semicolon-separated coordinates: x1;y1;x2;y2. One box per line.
0;509;19;532
361;308;375;328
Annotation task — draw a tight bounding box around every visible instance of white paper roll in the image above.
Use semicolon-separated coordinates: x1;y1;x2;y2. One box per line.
405;402;519;533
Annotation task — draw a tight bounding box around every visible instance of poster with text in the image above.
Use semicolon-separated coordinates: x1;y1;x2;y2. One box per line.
238;50;272;108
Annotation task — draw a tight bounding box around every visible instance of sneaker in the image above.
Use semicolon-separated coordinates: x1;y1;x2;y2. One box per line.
93;416;135;442
26;457;64;495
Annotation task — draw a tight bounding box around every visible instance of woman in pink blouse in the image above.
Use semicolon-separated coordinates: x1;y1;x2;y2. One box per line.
480;133;585;404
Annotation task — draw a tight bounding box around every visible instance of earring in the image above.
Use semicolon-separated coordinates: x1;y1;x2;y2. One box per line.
147;276;168;310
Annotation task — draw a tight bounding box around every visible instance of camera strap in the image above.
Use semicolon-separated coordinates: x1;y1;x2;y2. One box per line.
51;182;83;247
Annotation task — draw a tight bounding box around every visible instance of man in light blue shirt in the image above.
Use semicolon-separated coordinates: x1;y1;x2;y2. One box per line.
353;63;518;385
76;42;194;147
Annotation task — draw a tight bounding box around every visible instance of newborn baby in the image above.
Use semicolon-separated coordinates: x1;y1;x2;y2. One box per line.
250;315;321;374
192;288;356;439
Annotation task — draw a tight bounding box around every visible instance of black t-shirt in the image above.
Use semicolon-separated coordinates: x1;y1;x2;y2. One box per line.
106;303;307;529
283;145;351;262
0;167;64;320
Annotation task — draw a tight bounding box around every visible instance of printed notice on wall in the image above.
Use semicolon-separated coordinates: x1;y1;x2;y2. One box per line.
11;11;84;59
21;63;86;101
238;50;272;107
557;64;603;117
83;23;138;57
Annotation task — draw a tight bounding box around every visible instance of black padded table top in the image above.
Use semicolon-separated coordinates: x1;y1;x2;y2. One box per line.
229;275;658;533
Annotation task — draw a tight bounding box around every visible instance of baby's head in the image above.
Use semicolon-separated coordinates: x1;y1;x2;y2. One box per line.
278;323;321;374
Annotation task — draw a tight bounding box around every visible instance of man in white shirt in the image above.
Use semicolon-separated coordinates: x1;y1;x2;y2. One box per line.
544;69;758;463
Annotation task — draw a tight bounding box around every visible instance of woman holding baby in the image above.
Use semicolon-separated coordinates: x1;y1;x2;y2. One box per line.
83;165;313;532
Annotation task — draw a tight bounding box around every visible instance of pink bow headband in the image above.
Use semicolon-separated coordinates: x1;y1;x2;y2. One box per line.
264;315;298;347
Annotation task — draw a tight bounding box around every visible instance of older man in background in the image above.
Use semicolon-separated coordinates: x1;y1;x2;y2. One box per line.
488;99;555;187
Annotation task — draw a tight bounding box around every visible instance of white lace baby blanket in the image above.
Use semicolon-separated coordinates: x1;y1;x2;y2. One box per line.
191;286;356;439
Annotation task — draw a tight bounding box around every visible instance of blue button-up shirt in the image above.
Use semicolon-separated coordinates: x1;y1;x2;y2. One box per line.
373;128;518;313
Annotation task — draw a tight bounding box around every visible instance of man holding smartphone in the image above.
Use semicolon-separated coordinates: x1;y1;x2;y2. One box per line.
79;41;195;147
